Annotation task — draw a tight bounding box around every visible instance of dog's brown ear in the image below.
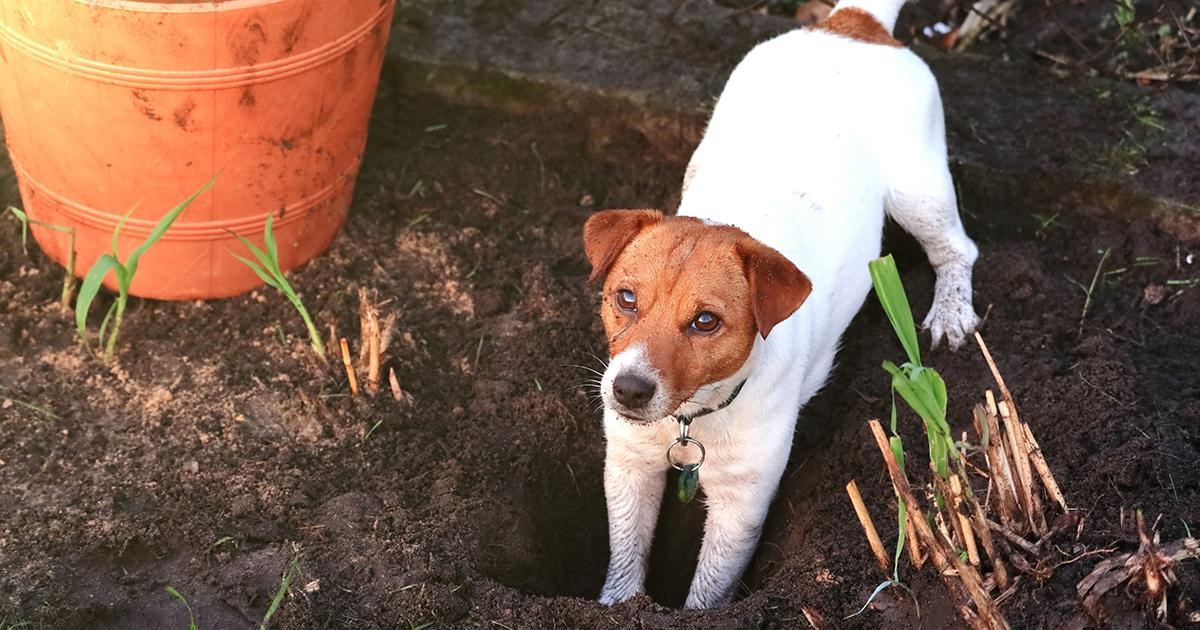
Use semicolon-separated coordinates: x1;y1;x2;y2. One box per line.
583;209;664;284
736;238;813;339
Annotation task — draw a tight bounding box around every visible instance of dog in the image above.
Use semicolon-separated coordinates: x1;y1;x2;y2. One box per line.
582;0;980;609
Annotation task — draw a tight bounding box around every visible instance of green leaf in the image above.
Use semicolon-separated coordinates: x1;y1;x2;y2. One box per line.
260;553;301;630
847;580;895;619
110;208;135;259
263;214;281;276
8;207;30;253
164;586;198;630
97;302;118;351
894;498;908;581
76;255;123;343
677;464;700;503
233;254;282;290
888;434;909;582
869;255;921;367
125;179;215;280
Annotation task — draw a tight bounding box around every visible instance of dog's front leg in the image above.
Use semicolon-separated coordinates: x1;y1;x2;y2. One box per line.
684;439;789;609
599;429;667;605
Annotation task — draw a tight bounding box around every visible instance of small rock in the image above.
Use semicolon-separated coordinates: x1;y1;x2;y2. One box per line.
579;193;595;207
1143;283;1167;305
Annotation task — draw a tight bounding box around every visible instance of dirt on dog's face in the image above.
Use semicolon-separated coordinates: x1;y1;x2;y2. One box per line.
583;210;812;422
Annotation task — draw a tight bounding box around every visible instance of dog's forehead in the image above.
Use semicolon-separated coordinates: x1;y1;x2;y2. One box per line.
613;220;744;281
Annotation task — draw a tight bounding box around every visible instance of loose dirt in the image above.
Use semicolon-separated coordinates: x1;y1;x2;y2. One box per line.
1;68;1198;628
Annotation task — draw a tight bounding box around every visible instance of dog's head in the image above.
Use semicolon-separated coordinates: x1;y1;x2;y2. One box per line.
584;209;812;423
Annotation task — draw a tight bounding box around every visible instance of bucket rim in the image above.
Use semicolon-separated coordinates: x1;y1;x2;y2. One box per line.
71;0;384;14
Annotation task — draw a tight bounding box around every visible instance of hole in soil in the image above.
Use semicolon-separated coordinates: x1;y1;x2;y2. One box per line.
478;450;609;598
479;450;716;606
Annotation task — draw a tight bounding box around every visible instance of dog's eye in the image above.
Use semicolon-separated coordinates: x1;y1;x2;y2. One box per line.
616;289;637;312
690;312;720;333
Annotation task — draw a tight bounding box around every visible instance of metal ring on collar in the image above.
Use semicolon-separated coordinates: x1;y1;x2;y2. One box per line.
666;436;706;471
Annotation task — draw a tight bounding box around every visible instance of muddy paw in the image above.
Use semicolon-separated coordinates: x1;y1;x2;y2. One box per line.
598;584;639;606
923;298;979;350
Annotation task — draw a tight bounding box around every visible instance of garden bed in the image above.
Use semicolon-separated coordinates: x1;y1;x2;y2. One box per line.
1;63;1199;630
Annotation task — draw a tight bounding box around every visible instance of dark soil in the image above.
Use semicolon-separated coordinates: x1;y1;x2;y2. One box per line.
2;60;1199;629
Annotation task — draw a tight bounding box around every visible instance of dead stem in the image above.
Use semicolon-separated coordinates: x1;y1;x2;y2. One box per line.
846;480;891;574
868;420;1009;630
340;338;359;396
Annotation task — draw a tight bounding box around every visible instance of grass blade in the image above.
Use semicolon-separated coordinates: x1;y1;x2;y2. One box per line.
260;552;301;630
76;255;122;345
7;207;30;252
263;214;281;276
164;586;198;630
126;179;215;279
869;255;921;366
230;216;324;358
233;254;282;290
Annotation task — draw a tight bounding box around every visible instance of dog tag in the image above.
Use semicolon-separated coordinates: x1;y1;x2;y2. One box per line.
677;464;700;503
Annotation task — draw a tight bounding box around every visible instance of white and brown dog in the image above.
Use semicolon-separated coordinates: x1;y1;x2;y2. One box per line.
583;0;980;610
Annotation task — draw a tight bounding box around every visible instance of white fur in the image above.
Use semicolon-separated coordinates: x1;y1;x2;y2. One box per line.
598;0;979;609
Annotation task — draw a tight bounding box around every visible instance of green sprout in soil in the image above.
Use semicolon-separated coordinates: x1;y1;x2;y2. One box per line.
164;585;198;630
231;215;326;359
260;551;301;630
869;255;954;481
7;206;77;310
75;180;215;361
849;255;957;616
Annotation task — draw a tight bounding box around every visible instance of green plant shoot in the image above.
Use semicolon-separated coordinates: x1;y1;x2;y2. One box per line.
868;255;954;480
260;552;301;630
231;214;326;358
164;585;198;630
75;180;215;360
856;253;959;614
7;207;77;310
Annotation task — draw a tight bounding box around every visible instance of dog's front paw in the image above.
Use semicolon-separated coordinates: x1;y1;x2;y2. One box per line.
923;293;979;350
598;582;639;606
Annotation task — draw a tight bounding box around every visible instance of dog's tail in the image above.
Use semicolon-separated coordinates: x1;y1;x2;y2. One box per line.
827;0;908;34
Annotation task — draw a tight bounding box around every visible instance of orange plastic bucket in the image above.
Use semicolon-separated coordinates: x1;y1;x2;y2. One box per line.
0;0;395;299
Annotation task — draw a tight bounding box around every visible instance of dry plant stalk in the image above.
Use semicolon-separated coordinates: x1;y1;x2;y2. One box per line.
1021;424;1068;513
950;474;982;566
846;480;890;574
868;420;1009;630
999;401;1042;535
340;337;359;396
357;288;397;397
388;367;403;402
852;334;1079;626
800;604;825;630
1076;511;1200;624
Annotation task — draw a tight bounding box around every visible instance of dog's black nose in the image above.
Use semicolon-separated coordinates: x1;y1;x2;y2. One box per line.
613;374;656;409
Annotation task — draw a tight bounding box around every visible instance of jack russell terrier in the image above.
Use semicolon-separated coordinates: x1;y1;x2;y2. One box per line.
583;0;980;609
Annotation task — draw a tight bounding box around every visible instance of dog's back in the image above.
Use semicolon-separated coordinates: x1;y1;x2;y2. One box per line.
678;0;946;395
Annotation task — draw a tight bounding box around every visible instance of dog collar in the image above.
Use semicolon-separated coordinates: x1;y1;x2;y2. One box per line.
670;379;747;426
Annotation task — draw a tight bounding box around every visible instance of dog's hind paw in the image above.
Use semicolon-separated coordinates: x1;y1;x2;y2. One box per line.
923;295;979;350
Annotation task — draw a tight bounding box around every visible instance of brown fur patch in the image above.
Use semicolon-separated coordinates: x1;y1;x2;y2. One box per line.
814;8;903;48
584;212;811;411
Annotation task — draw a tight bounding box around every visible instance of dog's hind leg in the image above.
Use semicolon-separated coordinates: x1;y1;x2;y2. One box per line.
599;434;667;605
881;84;980;349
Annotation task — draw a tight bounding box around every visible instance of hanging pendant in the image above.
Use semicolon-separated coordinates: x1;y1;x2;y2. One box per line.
677;463;700;503
666;419;706;504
